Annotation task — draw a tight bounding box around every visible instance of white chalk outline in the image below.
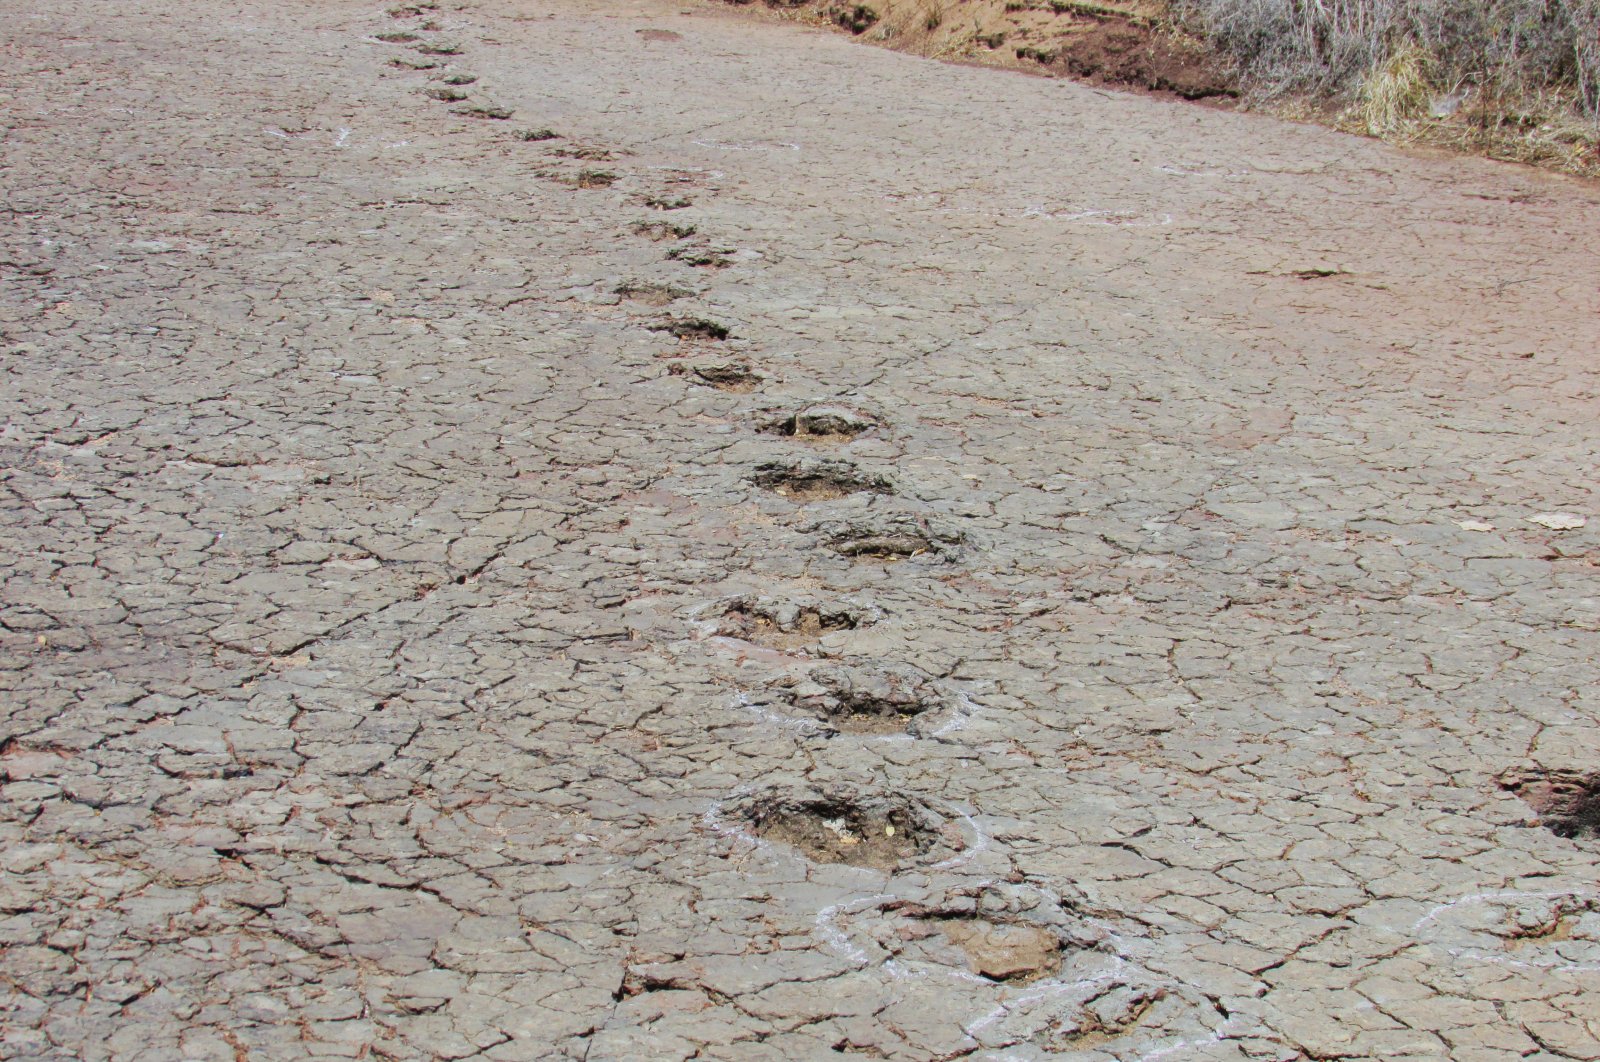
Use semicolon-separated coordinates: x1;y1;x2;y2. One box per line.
1412;888;1600;974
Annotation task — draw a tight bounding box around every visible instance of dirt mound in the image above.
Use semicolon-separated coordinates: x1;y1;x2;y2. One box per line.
720;0;1233;100
1045;18;1228;99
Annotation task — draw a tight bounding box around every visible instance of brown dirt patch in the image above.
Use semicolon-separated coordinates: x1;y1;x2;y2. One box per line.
929;917;1062;981
1044;19;1229;99
743;791;948;868
1502;768;1600;839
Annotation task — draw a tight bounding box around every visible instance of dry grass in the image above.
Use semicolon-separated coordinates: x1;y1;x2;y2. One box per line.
1358;40;1431;134
1177;0;1600;173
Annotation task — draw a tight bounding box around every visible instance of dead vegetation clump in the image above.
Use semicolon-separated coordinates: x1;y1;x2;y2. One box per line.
1176;0;1600;172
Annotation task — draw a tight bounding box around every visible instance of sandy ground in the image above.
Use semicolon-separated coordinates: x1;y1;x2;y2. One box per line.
4;0;1600;1058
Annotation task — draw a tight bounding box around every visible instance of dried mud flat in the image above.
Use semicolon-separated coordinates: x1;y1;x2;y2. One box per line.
3;0;1600;1059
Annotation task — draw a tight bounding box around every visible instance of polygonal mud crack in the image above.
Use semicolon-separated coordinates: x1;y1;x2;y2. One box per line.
751;459;893;502
813;884;1206;1054
1502;768;1600;838
1034;985;1168;1051
760;404;879;442
783;663;951;736
720;596;870;653
668;361;759;392
1499;894;1600;947
1413;888;1600;970
821;515;965;562
739;789;954;869
832;882;1112;984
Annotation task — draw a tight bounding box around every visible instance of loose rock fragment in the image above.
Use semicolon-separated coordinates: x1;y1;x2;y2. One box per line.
1529;511;1587;530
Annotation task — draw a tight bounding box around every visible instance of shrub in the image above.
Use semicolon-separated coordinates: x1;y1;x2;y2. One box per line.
1176;0;1600;124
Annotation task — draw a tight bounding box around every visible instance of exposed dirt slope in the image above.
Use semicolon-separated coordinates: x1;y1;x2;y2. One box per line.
725;0;1233;98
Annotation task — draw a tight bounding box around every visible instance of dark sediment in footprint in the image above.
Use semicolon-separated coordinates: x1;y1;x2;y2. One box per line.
760;404;878;441
737;788;953;869
650;316;729;341
927;917;1063;982
820;514;966;562
750;459;893;502
719;596;869;652
1503;768;1600;838
669;361;760;392
632;220;697;240
782;662;951;735
550;144;619;160
615;281;693;306
667;245;732;268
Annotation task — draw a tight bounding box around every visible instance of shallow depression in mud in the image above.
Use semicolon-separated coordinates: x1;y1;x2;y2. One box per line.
669;361;759;392
720;598;868;653
1503;768;1600;839
825;690;931;734
741;791;950;869
615;280;692;306
650;315;730;341
760;404;879;442
760;662;956;737
751;460;893;502
926;915;1064;983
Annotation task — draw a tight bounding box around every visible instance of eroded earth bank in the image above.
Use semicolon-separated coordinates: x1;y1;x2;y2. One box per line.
4;0;1600;1058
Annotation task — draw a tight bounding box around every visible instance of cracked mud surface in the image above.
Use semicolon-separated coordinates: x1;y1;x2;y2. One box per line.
3;0;1600;1057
